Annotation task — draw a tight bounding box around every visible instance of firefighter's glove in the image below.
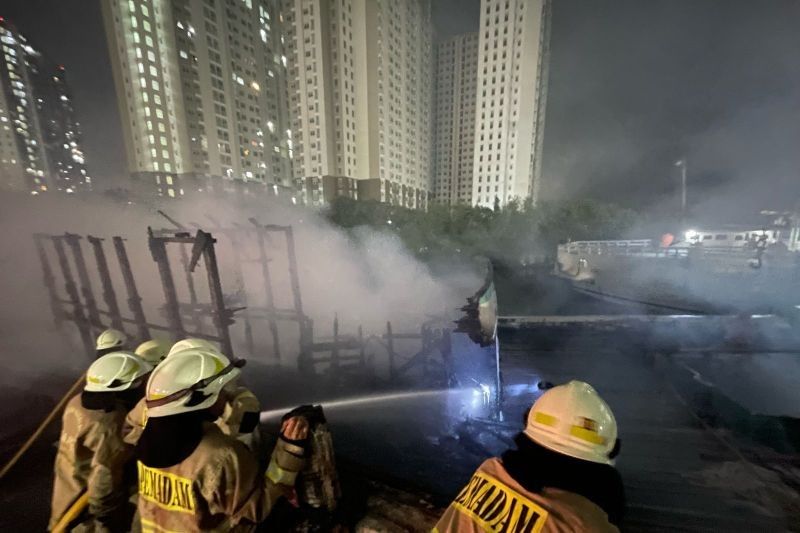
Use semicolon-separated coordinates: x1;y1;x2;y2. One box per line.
266;416;308;487
281;404;326;429
280;415;310;447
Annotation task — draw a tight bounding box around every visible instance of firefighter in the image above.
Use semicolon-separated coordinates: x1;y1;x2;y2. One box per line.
124;339;262;450
95;328;127;358
135;348;308;531
167;337;220;358
135;338;172;366
168;338;262;450
434;380;625;533
122;339;173;446
123;337;212;446
50;351;152;532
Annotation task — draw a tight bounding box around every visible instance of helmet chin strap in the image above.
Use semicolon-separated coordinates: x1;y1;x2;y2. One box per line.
609;438;621;460
146;359;245;409
185;390;214;407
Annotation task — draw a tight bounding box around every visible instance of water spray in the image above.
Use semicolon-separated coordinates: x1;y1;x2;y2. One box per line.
260;389;458;422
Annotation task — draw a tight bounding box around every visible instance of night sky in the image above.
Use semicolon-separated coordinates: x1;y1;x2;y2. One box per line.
5;0;800;220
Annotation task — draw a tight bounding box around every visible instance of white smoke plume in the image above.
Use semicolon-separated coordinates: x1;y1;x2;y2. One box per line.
0;191;480;392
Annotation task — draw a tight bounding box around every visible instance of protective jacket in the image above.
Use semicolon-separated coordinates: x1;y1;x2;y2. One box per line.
123;398;147;446
137;422;304;532
434;457;621;533
49;393;133;532
217;385;261;450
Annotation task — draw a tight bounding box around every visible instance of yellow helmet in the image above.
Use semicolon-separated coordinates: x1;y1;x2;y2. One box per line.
135;339;172;365
524;381;618;465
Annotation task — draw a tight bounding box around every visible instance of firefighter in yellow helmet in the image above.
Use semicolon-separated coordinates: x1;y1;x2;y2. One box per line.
95;328;128;358
135;349;308;532
50;352;152;532
124;339;262;451
434;381;625;533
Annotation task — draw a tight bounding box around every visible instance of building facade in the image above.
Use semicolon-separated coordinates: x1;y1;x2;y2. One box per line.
102;0;294;199
432;32;478;205
0;19;91;194
471;0;551;208
283;0;434;209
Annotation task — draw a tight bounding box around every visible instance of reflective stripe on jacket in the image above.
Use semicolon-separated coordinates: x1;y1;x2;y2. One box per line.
137;422;304;532
433;458;620;533
49;394;132;531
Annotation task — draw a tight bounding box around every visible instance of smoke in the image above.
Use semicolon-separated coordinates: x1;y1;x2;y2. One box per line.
0;191;481;390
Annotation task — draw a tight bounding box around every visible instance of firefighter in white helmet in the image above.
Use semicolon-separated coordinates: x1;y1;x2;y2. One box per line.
167;337;219;358
434;381;625;533
168;338;262;450
124;338;262;451
122;339;173;446
96;328;128;358
125;337;218;447
50;352;152;532
135;349;308;531
135;339;172;366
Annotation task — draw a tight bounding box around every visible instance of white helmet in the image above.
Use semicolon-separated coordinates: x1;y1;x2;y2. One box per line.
96;329;127;351
167;338;220;358
85;351;153;392
524;380;618;465
145;349;244;418
135;339;172;365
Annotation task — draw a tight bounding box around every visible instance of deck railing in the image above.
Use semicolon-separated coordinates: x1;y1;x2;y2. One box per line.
559;239;778;260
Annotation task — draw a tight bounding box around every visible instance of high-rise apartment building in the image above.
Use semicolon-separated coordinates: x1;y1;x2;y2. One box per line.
472;0;551;208
102;0;294;198
432;32;478;205
284;0;434;209
0;19;91;194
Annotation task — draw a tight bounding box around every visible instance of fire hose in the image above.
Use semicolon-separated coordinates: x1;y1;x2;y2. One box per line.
0;373;86;480
51;492;89;533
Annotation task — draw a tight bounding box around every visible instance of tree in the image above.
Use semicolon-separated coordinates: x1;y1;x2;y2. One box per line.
324;196;638;267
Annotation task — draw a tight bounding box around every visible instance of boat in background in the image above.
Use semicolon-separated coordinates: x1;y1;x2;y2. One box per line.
555;226;800;314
